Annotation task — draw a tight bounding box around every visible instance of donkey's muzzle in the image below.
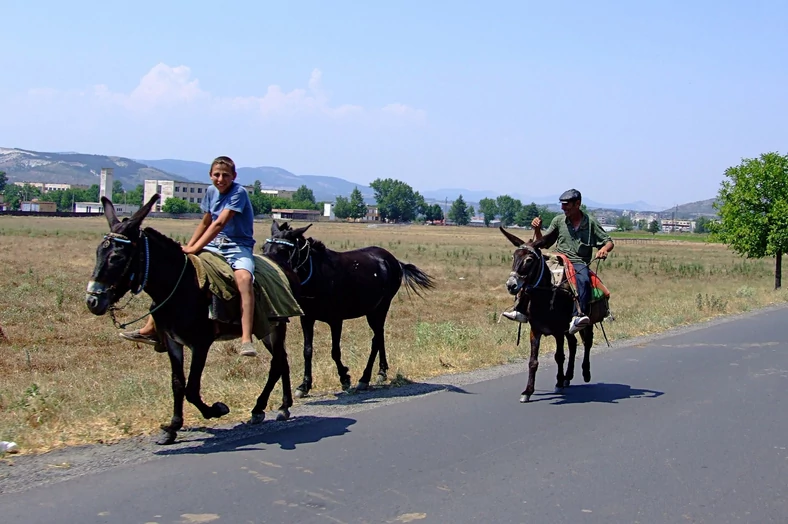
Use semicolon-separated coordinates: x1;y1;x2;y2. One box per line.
85;281;109;315
506;273;522;295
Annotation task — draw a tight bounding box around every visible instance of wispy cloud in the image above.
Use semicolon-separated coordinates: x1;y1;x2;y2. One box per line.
27;63;424;123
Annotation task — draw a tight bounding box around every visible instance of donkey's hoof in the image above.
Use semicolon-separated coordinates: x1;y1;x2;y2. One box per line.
294;388;307;399
276;410;290;422
340;379;352;391
156;430;177;445
554;386;564;394
563;379;572;387
583;371;591;383
212;402;230;418
249;412;266;425
375;374;387;385
520;394;531;403
355;381;369;391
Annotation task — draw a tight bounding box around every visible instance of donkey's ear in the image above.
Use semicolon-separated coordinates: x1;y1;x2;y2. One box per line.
294;224;312;236
499;226;526;247
101;196;119;229
271;220;280;234
126;194;159;231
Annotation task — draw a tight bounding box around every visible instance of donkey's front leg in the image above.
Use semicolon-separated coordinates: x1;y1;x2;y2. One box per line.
184;342;230;421
159;338;186;445
521;330;541;403
564;333;578;387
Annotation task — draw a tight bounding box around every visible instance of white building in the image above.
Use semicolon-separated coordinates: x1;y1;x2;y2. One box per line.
143;179;255;212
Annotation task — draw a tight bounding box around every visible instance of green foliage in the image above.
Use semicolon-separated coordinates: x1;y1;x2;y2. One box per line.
253;180;262;193
369;178;421;222
162;198;202;214
293;185;316;205
711;151;788;289
0;170;8;192
616;216;634;231
495;195;522;227
333;195;351;219
515;202;540;227
424;203;444;222
348;187;368;219
448;194;471;225
648;219;661;235
478;197;497;226
694;216;713;234
249;192;291;215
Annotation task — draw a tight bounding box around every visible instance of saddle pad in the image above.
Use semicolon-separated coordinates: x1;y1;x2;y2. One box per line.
188;250;303;339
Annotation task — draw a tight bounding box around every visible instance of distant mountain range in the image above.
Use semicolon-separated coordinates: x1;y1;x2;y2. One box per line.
1;147;712;215
0;148;192;189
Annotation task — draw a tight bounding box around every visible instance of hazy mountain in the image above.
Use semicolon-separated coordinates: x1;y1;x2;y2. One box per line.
659;198;719;218
0;148;190;189
139;159;376;203
2;147;708;213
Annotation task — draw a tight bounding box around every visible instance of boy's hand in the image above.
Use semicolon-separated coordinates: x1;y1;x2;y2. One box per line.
182;245;199;255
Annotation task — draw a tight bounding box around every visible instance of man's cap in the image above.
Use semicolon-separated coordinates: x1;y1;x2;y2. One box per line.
559;189;582;202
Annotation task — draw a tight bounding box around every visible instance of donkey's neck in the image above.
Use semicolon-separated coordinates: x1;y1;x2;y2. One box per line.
140;233;191;305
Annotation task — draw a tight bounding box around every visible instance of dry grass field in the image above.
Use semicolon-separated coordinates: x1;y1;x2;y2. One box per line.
1;215;786;454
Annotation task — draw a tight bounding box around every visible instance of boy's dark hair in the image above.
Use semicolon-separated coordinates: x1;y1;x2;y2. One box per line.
210;156;237;175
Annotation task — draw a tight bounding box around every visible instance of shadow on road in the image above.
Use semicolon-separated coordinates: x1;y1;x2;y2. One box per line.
303;381;472;407
531;382;664;405
153;415;356;456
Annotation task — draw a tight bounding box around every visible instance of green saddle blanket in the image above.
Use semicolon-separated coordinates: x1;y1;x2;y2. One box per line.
188;250;303;340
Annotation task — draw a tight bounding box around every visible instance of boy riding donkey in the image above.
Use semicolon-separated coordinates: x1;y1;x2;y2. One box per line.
119;156;261;357
502;188;614;334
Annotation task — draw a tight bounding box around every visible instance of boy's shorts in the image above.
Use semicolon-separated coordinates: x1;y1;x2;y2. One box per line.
204;239;255;282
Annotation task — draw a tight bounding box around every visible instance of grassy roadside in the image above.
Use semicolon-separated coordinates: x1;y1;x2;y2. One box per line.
1;216;785;454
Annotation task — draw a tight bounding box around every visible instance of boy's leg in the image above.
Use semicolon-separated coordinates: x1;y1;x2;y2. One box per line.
234;268;255;344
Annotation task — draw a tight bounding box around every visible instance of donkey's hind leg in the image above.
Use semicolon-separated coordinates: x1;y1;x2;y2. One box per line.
250;323;292;424
564;333;579;387
580;325;594;383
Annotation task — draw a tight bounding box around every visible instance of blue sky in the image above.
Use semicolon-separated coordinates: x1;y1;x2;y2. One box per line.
2;1;786;208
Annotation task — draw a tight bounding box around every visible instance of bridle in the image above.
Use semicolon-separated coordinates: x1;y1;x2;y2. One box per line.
265;235;313;285
90;230;189;329
509;244;546;294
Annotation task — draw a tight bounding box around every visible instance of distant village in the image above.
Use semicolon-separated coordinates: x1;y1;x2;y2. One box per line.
1;167;714;234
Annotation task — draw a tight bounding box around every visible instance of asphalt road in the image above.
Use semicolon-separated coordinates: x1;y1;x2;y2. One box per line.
2;306;788;523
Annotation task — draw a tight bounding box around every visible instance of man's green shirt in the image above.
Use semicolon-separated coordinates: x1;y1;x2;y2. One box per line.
542;212;612;264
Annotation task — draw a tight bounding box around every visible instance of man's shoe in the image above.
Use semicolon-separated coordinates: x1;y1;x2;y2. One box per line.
119;330;159;346
568;316;591;334
502;310;528;323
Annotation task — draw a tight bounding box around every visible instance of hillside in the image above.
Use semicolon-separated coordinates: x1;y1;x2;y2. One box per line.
659;198;718;218
0;148;190;190
140;159;376;204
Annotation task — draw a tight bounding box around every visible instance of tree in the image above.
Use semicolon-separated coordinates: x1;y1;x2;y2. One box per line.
333;196;352;219
293;185;316;205
253;180;262;194
348;187;368;220
711;151;788;289
616;216;634;231
162;198;202;214
478;198;498;226
635;219;647;230
647;219;661;235
694;216;713;234
0;170;7;192
495;195;522;227
424;203;444;222
448;194;471;225
369;178;421;222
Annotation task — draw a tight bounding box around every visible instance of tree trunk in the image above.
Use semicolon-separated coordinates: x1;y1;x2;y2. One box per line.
776;250;783;290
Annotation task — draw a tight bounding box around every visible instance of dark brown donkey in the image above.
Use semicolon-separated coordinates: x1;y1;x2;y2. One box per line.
500;226;605;403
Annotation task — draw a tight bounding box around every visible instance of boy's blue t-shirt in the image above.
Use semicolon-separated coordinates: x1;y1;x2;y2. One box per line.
200;182;256;248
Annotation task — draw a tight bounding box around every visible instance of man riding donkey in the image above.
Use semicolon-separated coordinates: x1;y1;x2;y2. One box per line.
502;188;614;334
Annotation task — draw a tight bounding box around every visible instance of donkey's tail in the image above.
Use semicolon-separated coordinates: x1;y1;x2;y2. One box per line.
400;262;436;298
